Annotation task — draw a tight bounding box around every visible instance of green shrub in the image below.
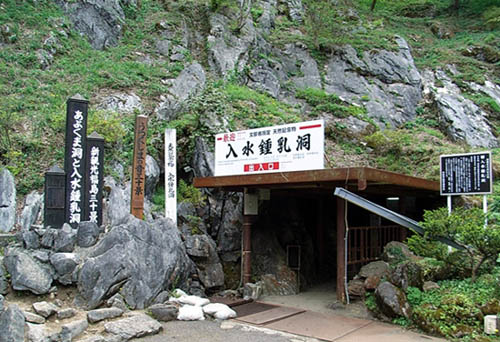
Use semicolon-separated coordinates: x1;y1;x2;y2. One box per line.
177;179;205;206
406;234;448;260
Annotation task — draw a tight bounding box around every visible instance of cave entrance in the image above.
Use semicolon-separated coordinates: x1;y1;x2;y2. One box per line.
194;167;442;303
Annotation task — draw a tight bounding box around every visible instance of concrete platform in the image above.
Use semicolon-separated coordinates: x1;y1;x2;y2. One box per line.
234;302;446;342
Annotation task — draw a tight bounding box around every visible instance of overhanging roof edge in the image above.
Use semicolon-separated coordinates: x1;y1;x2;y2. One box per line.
193;167;439;192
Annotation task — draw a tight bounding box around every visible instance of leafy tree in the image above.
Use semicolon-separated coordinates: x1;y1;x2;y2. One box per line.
421;207;500;282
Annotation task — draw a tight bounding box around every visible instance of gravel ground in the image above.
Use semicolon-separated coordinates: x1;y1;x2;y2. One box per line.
134;320;322;342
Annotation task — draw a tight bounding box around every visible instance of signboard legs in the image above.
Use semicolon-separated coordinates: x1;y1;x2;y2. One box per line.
165;129;177;225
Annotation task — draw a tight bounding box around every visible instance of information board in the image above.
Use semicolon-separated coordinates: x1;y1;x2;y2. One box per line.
440;152;492;195
214;120;324;176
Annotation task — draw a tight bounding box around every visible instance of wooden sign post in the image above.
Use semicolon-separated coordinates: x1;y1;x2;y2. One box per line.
84;131;104;226
64;95;89;228
130;115;148;219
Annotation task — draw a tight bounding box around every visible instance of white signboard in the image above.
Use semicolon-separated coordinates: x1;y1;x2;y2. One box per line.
165;129;177;225
215;120;324;176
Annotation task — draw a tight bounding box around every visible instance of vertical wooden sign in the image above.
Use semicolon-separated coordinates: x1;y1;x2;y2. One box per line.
130;115;148;219
84;131;104;226
65;94;88;228
165;129;177;225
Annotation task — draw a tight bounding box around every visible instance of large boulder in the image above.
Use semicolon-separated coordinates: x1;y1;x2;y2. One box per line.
105;178;131;227
375;281;412;319
359;261;391;279
56;0;125;50
3;248;53;295
77;217;194;309
76;221;101;248
382;241;418;265
155;62;206;120
19;191;43;231
104;313;162;340
0;168;16;232
324;36;422;128
422;69;499;148
390;261;424;292
184;234;225;291
0;304;25;342
50;253;79;285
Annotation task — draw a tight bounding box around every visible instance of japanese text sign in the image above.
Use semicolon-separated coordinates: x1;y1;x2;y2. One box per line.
130;115;148;219
165;129;177;225
64;95;88;227
440;152;493;195
215;120;324;176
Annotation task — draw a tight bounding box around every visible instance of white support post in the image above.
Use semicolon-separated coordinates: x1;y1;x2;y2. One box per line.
165;129;177;225
447;195;452;253
483;195;488;227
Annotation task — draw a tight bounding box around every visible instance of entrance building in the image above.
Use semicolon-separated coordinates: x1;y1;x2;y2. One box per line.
194;167;441;302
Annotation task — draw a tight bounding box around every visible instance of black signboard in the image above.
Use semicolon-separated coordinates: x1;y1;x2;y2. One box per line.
64;95;89;227
440;152;492;195
84;131;104;226
44;165;66;228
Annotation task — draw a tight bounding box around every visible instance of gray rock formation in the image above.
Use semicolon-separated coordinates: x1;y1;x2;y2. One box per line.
391;261;424;292
375;281;412;319
324;36;422;128
422;69;498;148
50;253;79;285
57;0;125;50
19;191;43;231
53;224;77;252
87;307;123;323
359;261;391;279
145;155;160;200
60;319;89;342
104;314;162;340
185;234;225;290
26;323;50;342
155;62;206;120
105;178;131;227
192;137;215;178
207;13;256;77
215;193;244;261
77;217;194;309
0;257;9;295
147;303;178;322
4;248;53;295
77;221;101;248
97;92;143;114
32;301;58;318
0;168;16;232
22;230;41;250
0;304;25;342
57;308;77;320
0;294;3;311
286;0;304;22
24;311;46;324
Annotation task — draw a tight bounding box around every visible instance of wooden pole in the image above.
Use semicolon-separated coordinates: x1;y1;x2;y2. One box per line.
130;115;148;219
336;196;346;302
243;214;252;285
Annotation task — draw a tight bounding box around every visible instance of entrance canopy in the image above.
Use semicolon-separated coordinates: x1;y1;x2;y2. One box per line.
193;167;439;196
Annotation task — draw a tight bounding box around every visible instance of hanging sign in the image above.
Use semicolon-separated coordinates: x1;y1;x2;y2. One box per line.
440;151;493;195
165;129;177;225
214;119;324;176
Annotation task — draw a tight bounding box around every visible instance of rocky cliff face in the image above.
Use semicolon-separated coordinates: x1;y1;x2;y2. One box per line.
59;0;498;148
